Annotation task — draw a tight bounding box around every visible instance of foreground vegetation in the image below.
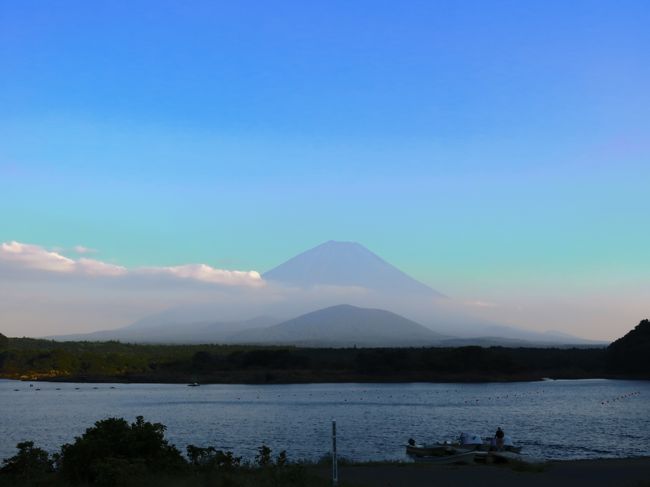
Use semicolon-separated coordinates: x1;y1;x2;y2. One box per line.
3;416;650;487
0;320;648;383
0;416;328;487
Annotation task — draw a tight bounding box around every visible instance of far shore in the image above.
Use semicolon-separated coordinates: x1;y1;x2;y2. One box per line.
3;370;647;385
4;373;642;385
2;335;647;385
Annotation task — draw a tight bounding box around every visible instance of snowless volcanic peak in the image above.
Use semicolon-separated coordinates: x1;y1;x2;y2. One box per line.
263;240;443;296
229;304;446;347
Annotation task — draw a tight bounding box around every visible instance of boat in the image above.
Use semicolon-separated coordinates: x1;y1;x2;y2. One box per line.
458;432;523;453
481;435;522;453
406;438;474;458
458;432;484;450
405;442;466;457
187;382;200;387
406;432;523;460
412;450;478;465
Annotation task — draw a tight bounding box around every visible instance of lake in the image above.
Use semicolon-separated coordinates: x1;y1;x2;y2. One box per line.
1;379;648;462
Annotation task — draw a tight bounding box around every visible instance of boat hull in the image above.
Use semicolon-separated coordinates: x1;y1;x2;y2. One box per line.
412;451;478;465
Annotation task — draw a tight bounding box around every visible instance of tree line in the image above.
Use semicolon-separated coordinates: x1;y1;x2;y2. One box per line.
0;320;648;383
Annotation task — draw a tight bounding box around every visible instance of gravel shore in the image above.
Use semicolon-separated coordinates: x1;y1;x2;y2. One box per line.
314;457;650;487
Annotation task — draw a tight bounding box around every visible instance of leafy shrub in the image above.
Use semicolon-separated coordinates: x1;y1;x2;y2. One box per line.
186;444;241;471
255;445;272;467
57;416;186;485
0;441;53;481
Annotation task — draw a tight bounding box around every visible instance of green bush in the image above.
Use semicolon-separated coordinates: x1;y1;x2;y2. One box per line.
57;416;186;485
186;444;241;471
0;441;53;481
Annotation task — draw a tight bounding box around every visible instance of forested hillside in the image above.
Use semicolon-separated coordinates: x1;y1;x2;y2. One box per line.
0;335;619;383
607;319;650;374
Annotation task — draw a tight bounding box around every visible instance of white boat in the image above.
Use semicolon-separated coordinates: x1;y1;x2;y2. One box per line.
405;442;470;457
406;432;523;460
459;432;484;447
412;450;478;465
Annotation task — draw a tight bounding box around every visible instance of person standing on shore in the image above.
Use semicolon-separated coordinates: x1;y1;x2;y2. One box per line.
495;427;505;451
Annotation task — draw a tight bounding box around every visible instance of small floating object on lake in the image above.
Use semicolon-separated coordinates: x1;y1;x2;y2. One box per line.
75;387;80;390
93;387;99;389
30;384;34;387
35;388;41;391
187;382;200;387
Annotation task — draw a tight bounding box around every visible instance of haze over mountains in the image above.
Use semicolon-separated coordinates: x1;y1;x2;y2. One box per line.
53;241;604;347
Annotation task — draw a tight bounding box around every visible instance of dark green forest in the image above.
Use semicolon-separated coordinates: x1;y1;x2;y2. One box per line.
1;320;648;383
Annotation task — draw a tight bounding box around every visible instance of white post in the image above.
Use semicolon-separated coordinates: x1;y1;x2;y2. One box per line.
332;419;338;486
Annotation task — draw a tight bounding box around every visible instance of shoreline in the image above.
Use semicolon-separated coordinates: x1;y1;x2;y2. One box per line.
2;374;646;385
2;456;649;487
311;457;650;487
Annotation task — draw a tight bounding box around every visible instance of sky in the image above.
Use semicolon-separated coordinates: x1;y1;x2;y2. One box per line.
1;1;649;340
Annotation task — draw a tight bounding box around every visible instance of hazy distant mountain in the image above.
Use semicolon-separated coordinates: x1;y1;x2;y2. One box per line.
264;241;443;296
51;316;277;344
122;304;273;331
430;321;604;346
438;336;607;348
227;304;447;347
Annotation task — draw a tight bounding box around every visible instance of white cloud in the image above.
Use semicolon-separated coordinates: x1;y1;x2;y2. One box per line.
77;258;128;277
0;241;76;272
73;245;97;254
0;241;262;286
137;264;263;287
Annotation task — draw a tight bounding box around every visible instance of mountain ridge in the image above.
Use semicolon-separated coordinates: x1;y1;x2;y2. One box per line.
226;304;447;347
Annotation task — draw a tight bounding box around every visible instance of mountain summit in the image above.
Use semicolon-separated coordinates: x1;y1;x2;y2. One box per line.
263;241;443;296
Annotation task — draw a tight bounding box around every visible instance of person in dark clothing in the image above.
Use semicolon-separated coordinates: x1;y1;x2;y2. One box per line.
495;427;505;451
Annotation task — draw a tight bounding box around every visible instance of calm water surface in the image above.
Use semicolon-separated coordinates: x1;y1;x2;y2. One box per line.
1;379;648;462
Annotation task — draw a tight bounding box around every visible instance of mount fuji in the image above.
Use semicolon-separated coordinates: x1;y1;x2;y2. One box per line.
263;240;443;297
50;241;598;346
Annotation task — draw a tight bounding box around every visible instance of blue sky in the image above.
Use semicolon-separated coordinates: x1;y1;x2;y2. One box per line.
1;1;649;338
